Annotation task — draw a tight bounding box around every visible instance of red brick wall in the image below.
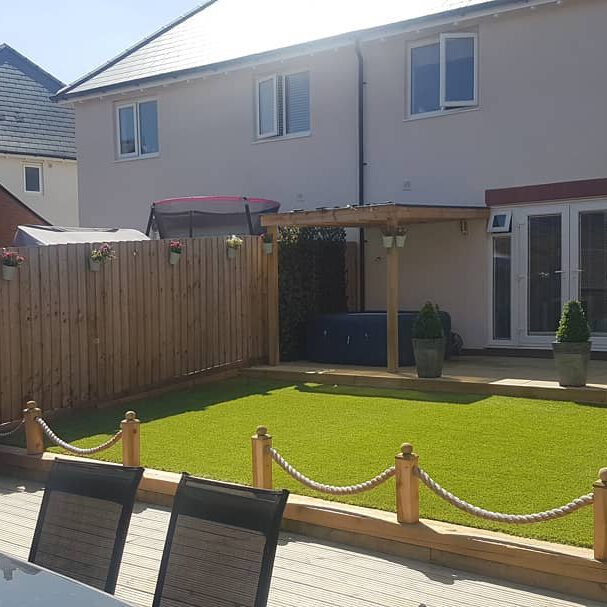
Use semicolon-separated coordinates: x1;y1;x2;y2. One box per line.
0;185;48;246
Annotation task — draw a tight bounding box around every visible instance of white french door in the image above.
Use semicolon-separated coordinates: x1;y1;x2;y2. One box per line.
518;204;570;347
492;199;607;349
570;201;607;348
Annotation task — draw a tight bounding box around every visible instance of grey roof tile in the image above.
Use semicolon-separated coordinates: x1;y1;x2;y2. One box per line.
0;44;76;159
59;0;511;99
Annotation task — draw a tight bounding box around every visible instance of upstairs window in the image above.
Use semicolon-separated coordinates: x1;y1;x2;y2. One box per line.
409;33;477;116
24;164;42;193
116;100;159;158
256;72;310;139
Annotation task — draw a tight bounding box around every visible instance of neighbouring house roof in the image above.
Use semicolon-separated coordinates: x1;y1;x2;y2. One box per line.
0;44;76;159
57;0;547;101
0;181;50;245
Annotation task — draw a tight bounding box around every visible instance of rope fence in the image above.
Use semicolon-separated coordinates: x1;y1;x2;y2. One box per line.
0;420;24;438
251;426;607;561
1;401;141;467
35;418;123;456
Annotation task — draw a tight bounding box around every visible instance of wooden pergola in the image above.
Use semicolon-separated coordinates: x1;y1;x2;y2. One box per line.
261;203;489;373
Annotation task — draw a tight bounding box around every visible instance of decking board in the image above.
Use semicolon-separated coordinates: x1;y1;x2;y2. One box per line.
0;476;600;607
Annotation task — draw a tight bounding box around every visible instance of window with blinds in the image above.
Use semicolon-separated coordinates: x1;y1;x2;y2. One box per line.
256;72;310;139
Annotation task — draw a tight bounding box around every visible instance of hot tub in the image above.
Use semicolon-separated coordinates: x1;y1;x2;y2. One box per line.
307;312;451;367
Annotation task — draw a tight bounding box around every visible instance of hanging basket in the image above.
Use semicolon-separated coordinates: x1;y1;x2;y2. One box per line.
395;234;407;248
227;247;237;259
382;235;395;249
169;251;181;265
2;264;17;281
89;258;101;272
263;242;273;255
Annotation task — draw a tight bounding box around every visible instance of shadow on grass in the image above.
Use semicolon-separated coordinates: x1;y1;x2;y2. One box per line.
295;382;489;405
4;377;292;447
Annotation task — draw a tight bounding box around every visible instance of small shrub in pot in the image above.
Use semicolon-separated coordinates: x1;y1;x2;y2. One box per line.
553;301;591;387
412;302;445;378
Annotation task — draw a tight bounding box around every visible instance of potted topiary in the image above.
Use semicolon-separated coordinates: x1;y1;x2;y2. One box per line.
553;300;591;387
412;302;445;378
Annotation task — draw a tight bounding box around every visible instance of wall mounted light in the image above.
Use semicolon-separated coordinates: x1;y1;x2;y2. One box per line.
460;220;469;236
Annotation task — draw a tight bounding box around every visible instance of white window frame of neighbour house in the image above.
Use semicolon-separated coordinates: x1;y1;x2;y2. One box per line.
408;32;478;118
23;163;42;194
115;99;159;160
256;71;311;141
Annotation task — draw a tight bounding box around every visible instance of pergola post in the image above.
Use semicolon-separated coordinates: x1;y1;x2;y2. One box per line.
386;226;400;373
267;225;280;366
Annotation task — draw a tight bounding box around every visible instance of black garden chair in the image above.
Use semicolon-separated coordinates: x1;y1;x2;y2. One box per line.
29;459;143;593
152;475;289;607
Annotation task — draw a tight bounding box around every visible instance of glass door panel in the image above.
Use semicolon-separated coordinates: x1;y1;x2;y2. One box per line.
578;210;607;335
527;214;563;334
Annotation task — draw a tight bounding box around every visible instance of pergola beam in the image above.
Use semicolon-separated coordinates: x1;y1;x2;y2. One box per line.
261;203;489;229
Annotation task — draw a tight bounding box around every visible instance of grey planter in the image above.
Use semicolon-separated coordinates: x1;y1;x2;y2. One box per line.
2;264;16;281
89;258;101;272
169;251;181;265
552;341;591;387
412;337;445;378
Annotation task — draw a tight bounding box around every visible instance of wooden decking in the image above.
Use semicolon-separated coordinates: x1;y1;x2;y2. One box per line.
244;355;607;404
0;476;601;607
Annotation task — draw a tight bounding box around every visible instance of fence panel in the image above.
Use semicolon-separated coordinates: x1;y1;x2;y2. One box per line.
0;237;268;423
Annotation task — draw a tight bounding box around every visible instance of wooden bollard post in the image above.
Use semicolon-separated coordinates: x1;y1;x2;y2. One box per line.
593;468;607;561
121;411;140;467
395;442;419;524
23;401;44;456
251;426;272;489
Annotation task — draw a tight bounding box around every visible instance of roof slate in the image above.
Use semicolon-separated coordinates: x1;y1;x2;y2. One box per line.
0;45;76;159
58;0;516;99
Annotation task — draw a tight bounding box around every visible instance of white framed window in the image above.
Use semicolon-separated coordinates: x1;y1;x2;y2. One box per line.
116;99;159;159
23;164;42;193
488;210;512;233
409;32;477;117
256;71;310;140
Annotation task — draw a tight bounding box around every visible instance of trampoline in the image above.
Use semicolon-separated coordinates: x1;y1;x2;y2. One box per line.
147;196;280;238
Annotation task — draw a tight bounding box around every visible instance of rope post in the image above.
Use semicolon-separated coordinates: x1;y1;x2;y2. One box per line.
593;468;607;561
23;401;44;456
251;426;272;489
395;443;419;524
121;411;140;467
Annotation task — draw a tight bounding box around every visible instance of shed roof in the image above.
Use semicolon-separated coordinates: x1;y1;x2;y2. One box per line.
260;203;489;228
0;45;76;159
57;0;538;100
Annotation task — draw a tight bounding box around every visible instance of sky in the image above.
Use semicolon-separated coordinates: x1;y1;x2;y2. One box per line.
0;0;202;84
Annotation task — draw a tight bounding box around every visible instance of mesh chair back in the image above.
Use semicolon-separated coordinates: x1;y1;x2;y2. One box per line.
153;475;288;607
29;459;143;593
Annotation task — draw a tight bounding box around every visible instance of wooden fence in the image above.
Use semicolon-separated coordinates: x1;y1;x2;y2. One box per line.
0;237;269;424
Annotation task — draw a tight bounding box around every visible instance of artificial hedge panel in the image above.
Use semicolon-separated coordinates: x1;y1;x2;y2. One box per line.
279;227;347;360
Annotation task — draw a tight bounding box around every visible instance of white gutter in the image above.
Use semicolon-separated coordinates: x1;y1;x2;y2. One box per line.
59;0;564;106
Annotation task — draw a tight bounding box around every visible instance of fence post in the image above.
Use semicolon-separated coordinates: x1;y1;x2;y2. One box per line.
121;411;140;467
395;442;419;524
23;401;44;456
594;468;607;561
252;426;273;489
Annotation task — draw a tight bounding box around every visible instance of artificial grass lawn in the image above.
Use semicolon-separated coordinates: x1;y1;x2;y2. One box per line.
27;378;607;548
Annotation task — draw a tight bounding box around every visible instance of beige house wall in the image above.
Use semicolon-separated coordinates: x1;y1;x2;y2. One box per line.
0;154;78;226
73;0;607;349
364;221;488;348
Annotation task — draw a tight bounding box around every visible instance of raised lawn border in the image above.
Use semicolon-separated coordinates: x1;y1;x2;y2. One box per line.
0;445;605;603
